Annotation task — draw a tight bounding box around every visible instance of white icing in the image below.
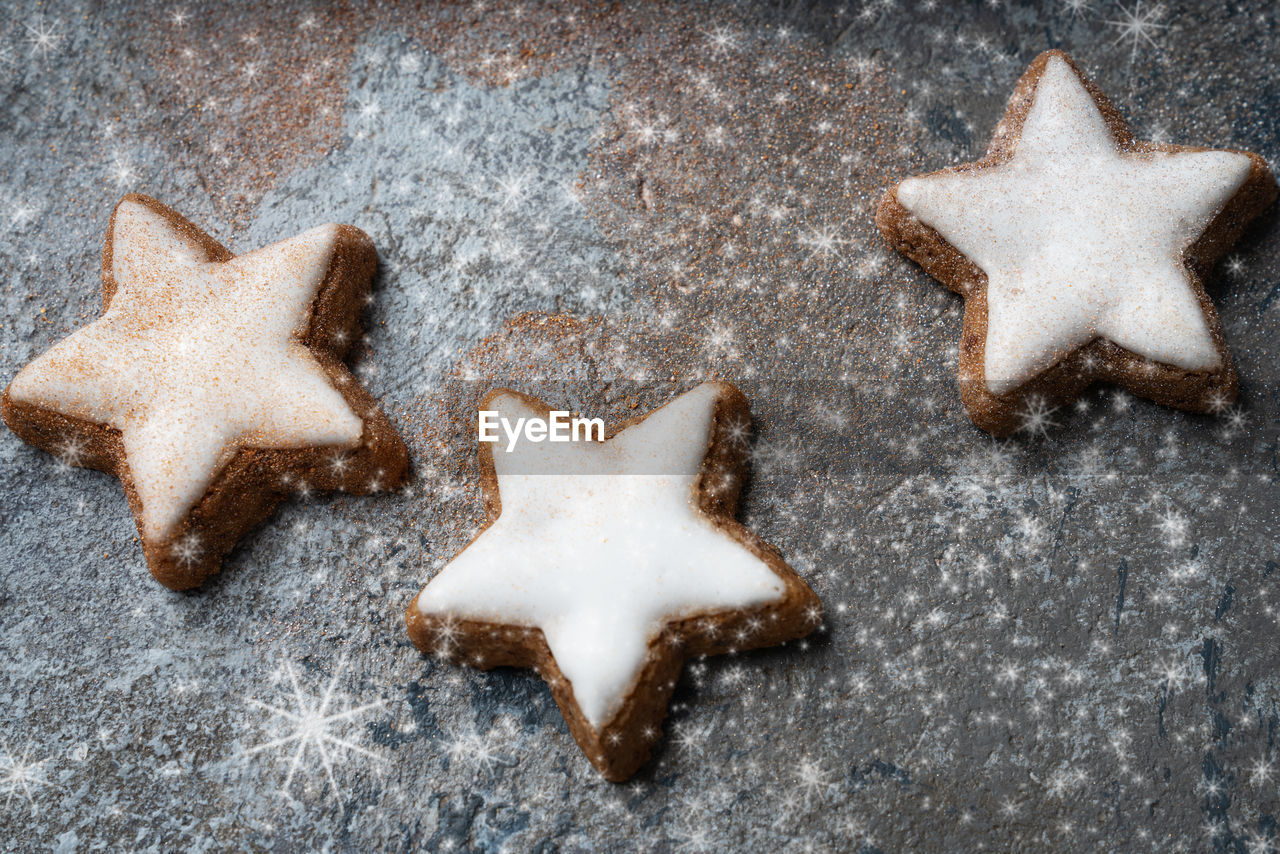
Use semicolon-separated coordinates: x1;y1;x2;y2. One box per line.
895;56;1251;394
415;382;787;729
9;200;362;539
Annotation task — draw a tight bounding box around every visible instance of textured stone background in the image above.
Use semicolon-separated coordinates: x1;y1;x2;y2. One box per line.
1;1;1278;851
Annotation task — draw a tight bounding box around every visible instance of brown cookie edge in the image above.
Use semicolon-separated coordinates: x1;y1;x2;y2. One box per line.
874;49;1277;436
404;381;821;781
2;194;409;589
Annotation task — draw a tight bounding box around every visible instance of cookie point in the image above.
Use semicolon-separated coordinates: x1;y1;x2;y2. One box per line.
114;195;156;220
896;178;922;206
1042;52;1073;73
116;191;159;208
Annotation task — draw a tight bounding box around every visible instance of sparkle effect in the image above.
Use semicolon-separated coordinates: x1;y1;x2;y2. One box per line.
0;742;53;812
247;658;385;805
0;1;1276;851
1107;2;1168;62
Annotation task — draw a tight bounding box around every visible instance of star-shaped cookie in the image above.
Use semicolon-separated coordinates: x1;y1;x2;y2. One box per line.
406;382;821;781
876;50;1277;435
1;194;409;589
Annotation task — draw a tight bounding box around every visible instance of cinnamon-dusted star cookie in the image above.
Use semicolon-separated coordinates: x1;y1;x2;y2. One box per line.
1;194;408;589
876;50;1277;436
406;382;821;781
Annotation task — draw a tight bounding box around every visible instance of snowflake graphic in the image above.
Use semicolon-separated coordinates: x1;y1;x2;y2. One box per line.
247;656;385;805
1017;395;1059;438
441;719;519;777
1107;2;1167;62
23;15;63;61
1060;0;1094;16
0;740;53;812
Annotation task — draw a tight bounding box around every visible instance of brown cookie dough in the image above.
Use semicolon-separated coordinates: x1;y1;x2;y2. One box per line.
2;194;408;589
876;50;1277;436
406;381;821;781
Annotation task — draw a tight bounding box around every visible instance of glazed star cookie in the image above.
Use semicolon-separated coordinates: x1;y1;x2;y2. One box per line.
1;194;408;589
876;50;1277;436
406;382;821;781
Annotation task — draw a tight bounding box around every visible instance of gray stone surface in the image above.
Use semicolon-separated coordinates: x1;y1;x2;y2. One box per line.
0;1;1277;851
